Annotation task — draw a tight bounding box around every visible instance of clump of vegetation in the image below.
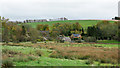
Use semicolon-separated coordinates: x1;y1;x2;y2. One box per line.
13;55;37;62
2;59;14;68
13;56;29;62
2;48;19;55
85;59;94;65
27;56;36;61
35;50;43;56
84;37;96;42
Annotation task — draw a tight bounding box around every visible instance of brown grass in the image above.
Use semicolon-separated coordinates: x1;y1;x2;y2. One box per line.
49;46;119;64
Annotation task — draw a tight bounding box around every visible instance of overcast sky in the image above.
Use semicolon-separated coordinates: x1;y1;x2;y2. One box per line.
0;0;119;21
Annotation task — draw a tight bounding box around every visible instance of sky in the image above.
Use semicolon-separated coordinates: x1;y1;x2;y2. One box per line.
0;0;119;21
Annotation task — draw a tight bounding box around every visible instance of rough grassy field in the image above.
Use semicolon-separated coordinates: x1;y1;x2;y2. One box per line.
25;20;115;29
2;42;119;67
97;40;120;44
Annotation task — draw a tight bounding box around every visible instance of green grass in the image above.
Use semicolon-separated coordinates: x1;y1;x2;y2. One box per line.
93;44;118;47
97;40;120;44
2;44;118;66
2;46;38;55
62;43;118;47
14;57;88;66
14;57;118;66
24;20;115;29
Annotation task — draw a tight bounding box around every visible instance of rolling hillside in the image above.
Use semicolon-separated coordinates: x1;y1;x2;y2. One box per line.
25;20;116;29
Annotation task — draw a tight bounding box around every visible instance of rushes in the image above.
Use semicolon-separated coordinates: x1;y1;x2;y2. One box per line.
49;46;118;64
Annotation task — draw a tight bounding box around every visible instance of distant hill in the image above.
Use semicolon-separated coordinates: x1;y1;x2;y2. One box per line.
25;20;116;29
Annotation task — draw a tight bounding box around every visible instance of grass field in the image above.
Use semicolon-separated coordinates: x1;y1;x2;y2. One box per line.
25;20;115;29
2;42;119;67
97;40;120;44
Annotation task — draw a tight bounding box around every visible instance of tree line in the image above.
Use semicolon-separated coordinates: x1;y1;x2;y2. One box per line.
87;21;120;41
1;16;120;43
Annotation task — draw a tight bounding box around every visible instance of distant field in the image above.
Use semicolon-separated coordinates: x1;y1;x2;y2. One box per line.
25;20;115;29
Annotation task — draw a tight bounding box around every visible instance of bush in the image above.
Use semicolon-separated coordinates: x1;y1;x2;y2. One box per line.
35;50;43;56
2;59;13;67
13;56;29;62
2;48;18;55
75;38;81;43
85;59;94;65
60;40;64;43
49;51;64;58
2;48;9;54
28;56;36;61
37;39;41;42
38;37;45;41
84;37;96;42
31;40;37;43
79;55;90;60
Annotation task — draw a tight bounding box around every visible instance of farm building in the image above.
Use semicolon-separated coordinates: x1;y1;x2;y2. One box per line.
24;19;47;23
71;34;82;40
112;17;120;20
62;37;71;42
49;17;68;21
58;35;71;43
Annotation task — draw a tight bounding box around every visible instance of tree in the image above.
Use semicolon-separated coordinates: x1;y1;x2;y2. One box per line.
52;22;83;36
1;16;11;43
90;21;119;40
29;28;39;43
2;27;10;43
37;24;49;31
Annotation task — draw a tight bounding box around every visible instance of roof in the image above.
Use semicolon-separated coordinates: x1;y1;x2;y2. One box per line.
62;37;71;42
72;34;81;37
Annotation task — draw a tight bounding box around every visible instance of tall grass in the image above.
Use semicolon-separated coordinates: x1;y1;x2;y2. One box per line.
2;59;13;68
49;46;119;64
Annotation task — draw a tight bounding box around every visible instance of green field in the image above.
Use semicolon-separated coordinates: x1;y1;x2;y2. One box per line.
97;40;120;44
25;20;115;28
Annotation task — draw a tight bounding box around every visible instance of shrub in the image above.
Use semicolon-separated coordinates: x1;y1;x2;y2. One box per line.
100;59;106;63
13;56;28;62
35;50;43;56
31;40;37;43
60;40;64;43
47;37;54;41
2;59;13;67
79;55;90;60
49;51;64;58
47;50;53;53
2;48;9;54
84;37;96;42
38;37;44;41
37;39;41;42
28;56;36;61
2;48;18;55
85;59;93;65
50;53;63;58
75;38;81;43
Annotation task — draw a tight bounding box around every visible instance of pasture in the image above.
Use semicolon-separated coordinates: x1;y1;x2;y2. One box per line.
2;42;119;66
25;20;115;28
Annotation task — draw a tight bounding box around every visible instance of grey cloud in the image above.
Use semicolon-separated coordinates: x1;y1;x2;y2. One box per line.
0;0;119;21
